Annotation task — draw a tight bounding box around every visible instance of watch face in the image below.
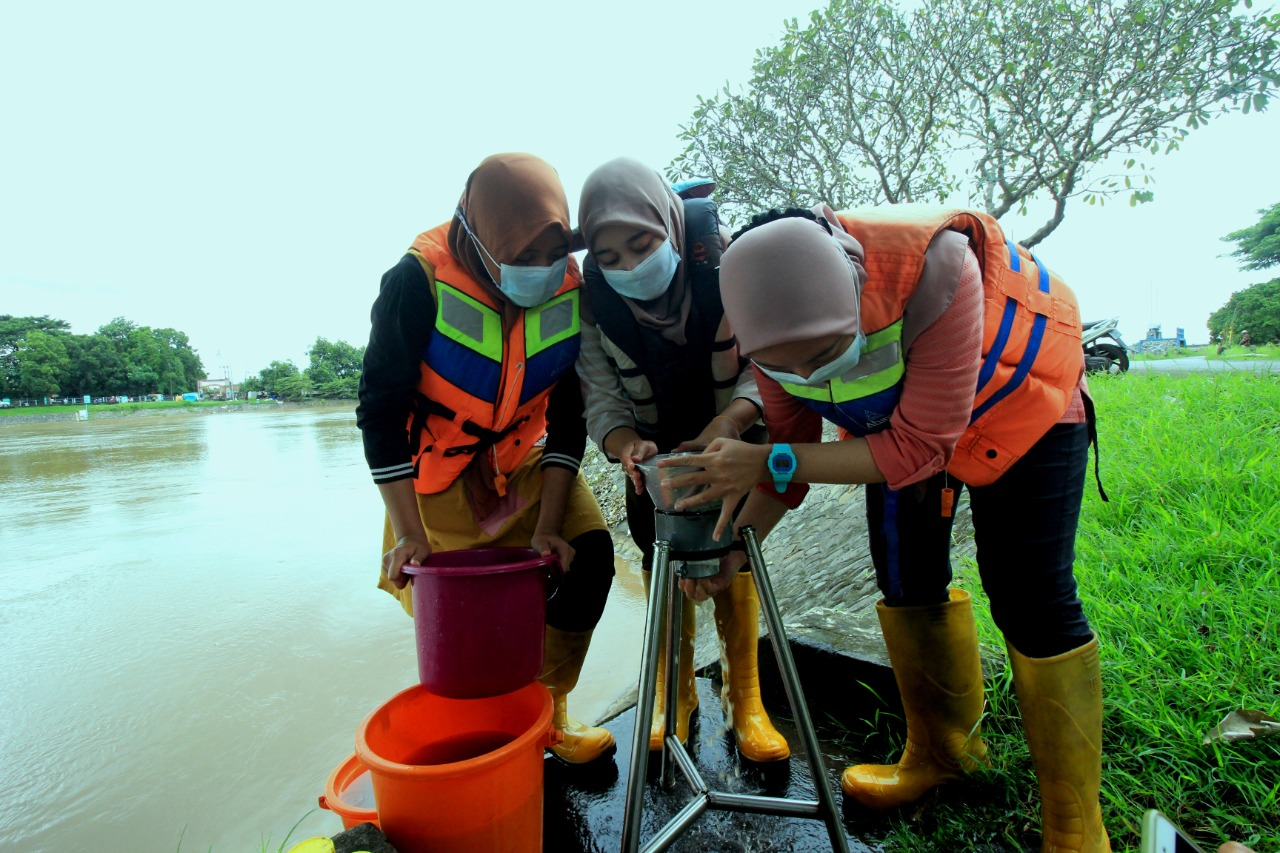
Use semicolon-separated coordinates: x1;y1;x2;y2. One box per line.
773;457;793;472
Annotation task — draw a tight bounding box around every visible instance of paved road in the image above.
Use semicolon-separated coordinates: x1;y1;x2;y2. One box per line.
1129;355;1277;374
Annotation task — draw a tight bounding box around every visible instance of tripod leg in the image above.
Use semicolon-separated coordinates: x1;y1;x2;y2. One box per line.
661;559;683;789
621;541;672;853
742;527;850;853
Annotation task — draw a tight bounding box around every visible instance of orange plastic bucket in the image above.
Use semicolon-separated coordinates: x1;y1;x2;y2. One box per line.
355;681;559;853
317;753;379;830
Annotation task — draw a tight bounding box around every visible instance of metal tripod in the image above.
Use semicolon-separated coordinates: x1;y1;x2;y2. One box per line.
619;526;850;853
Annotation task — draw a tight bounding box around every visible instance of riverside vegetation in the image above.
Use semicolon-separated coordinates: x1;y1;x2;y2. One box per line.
846;369;1278;851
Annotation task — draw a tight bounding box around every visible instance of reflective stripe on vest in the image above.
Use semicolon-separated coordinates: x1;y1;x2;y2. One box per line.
426;281;504;403
778;320;906;435
427;282;580;406
969;240;1051;423
520;289;581;405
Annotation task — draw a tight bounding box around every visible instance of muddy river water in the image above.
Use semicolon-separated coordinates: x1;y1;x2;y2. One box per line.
0;405;646;852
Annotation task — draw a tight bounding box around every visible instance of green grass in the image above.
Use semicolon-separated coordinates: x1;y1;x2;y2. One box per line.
1130;344;1277;361
176;809;320;853
861;371;1280;851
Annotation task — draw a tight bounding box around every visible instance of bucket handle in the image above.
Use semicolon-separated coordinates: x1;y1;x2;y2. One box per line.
545;554;565;603
545;723;565;749
317;794;331;811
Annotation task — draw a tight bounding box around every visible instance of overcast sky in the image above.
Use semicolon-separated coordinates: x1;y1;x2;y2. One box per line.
3;0;1278;380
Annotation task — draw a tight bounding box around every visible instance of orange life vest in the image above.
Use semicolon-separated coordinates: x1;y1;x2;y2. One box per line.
406;223;583;495
834;205;1082;486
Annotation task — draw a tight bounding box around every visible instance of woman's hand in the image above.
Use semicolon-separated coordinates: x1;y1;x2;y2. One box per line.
382;534;432;589
660;438;770;539
674;414;739;454
619;439;659;495
532;529;575;572
679;550;746;602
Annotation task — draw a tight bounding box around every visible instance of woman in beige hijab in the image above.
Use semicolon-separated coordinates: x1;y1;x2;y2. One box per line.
575;157;789;762
356;153;616;764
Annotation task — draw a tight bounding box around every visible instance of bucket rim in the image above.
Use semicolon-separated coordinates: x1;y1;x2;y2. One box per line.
355;682;555;779
401;546;553;578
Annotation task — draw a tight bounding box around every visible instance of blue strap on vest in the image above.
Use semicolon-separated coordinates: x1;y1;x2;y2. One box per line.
969;240;1051;424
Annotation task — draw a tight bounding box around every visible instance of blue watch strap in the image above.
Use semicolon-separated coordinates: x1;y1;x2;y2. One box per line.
768;443;796;493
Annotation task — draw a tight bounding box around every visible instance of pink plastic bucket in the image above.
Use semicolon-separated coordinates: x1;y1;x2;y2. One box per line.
401;547;557;699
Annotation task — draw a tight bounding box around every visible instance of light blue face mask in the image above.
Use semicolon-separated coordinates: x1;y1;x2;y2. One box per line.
753;332;868;388
455;208;568;307
601;239;680;301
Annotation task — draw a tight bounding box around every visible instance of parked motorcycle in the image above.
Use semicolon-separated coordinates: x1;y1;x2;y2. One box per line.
1082;317;1131;374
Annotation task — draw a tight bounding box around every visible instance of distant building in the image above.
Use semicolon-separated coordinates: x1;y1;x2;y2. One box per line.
1135;325;1188;354
196;378;240;399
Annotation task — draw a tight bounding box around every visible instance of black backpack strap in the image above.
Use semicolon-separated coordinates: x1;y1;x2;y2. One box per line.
1081;391;1108;502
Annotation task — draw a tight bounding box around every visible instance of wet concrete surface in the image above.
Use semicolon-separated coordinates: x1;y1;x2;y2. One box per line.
544;638;904;853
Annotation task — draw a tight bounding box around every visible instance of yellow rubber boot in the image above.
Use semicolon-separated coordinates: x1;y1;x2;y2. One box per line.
540;626;616;764
642;572;699;750
1010;636;1111;853
841;589;988;807
712;572;790;762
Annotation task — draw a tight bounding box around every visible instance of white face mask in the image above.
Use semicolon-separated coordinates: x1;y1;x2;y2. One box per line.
753;332;868;388
601;239;680;301
456;208;568;307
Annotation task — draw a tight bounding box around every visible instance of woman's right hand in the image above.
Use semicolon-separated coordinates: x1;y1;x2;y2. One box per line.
620;439;659;495
382;534;432;589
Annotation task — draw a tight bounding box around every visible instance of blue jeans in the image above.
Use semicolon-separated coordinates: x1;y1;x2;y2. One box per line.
866;423;1094;658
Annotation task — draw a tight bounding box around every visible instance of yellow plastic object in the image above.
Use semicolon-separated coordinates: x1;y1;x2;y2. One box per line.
285;838;335;853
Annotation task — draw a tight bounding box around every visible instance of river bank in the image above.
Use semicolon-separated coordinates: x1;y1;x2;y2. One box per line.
0;398;351;425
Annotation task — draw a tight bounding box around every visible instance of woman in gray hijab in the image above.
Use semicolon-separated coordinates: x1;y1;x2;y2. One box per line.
575;157;789;763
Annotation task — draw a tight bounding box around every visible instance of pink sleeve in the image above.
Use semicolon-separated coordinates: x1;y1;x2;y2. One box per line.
865;247;985;489
754;365;822;509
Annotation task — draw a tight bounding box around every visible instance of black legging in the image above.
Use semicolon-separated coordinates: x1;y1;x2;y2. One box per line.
865;423;1095;658
545;528;615;633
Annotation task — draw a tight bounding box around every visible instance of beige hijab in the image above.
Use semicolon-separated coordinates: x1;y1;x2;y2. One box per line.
446;153;572;302
579;157;692;345
719;207;867;356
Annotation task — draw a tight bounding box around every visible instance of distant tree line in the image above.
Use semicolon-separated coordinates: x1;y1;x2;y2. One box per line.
238;337;365;400
1211;201;1280;344
0;315;205;400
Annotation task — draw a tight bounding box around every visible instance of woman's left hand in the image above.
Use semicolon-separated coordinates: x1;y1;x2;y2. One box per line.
532;530;575;572
659;438;770;539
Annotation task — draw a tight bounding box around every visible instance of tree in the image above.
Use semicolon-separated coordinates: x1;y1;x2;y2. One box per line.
275;372;315;400
62;334;127;398
17;330;70;399
154;328;205;390
1223;201;1280;270
0;315;70;395
1207;280;1280;343
256;360;302;395
306;336;365;398
673;0;1280;245
1211;202;1280;342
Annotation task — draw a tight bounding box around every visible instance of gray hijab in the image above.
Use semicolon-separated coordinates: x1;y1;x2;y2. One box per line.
579;158;692;345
